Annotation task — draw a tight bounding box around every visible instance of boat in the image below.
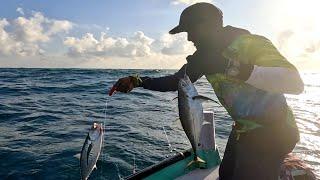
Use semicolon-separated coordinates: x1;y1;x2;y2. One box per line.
125;111;221;180
123;111;316;180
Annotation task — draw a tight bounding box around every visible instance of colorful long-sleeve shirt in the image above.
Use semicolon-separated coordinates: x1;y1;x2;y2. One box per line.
139;26;303;136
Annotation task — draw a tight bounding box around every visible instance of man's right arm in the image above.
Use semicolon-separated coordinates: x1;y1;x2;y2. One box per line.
108;54;203;95
139;62;202;92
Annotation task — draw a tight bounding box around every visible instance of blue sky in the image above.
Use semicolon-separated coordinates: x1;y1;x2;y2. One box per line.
0;0;271;36
0;0;180;36
0;0;319;71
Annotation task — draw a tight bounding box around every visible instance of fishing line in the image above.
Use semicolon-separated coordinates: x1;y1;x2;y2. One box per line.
133;153;136;174
162;126;173;152
129;142;138;174
100;100;108;156
102;94;125;179
99;98;109;177
114;162;124;180
162;126;178;158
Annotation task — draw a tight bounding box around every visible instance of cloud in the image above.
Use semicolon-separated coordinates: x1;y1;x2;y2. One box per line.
16;7;24;15
266;0;320;71
64;31;195;58
64;31;153;58
13;12;50;43
276;30;294;51
0;8;195;69
0;10;73;57
171;0;212;5
153;33;195;55
47;20;73;35
276;28;320;58
13;11;73;42
0;18;40;56
304;41;320;54
0;19;17;55
274;26;320;72
1;8;195;69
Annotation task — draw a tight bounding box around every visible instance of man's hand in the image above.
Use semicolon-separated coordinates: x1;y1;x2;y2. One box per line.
108;76;142;96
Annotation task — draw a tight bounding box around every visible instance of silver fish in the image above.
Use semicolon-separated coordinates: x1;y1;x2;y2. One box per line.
80;123;104;180
178;74;215;166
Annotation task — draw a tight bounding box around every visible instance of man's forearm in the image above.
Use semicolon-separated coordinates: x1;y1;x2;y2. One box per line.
139;75;180;92
138;63;202;92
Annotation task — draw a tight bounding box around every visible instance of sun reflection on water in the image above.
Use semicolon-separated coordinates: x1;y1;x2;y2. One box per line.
286;73;320;178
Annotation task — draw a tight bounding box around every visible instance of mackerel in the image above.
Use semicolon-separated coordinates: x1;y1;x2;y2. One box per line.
80;123;104;180
177;74;213;167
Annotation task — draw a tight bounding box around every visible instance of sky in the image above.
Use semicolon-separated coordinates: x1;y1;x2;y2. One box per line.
0;0;319;71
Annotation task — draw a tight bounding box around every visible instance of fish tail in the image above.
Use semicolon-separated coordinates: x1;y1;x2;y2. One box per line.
187;156;206;169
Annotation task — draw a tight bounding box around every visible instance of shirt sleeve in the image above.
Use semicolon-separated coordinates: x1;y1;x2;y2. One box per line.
139;55;203;92
245;66;304;94
224;34;304;94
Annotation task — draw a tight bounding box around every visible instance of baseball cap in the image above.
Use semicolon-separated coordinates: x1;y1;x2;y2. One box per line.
169;3;223;34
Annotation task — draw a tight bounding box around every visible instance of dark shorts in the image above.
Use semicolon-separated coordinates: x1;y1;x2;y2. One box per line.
219;121;299;180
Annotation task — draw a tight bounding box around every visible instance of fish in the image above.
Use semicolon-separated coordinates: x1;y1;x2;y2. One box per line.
177;74;218;168
80;123;104;180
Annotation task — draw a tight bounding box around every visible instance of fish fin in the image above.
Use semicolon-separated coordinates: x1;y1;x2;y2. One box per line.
74;153;81;160
87;143;93;165
172;97;178;101
172;118;183;130
192;95;220;105
186;156;207;169
182;65;187;78
196;156;206;164
174;117;180;122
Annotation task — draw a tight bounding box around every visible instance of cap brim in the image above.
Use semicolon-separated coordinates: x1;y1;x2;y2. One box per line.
169;25;184;34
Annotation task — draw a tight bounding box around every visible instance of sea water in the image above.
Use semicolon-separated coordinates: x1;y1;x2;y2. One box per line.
0;68;319;179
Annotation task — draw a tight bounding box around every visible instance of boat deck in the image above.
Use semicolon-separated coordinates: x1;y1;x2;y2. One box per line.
176;165;219;180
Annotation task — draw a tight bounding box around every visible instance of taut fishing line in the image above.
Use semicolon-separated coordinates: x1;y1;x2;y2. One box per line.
162;126;173;153
101;99;108;160
133;151;136;174
103;96;124;179
162;126;178;158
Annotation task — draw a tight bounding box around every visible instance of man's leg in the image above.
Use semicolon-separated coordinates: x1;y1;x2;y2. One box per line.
231;123;298;180
232;138;284;180
219;128;237;180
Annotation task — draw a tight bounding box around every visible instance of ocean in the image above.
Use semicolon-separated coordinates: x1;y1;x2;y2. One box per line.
0;68;319;179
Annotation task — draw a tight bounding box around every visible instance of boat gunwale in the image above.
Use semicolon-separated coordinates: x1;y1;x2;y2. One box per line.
125;150;192;180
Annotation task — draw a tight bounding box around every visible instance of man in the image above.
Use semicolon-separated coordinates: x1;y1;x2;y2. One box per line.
109;3;304;180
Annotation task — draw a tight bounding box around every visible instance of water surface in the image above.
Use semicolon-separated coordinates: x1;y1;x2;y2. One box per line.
0;68;318;179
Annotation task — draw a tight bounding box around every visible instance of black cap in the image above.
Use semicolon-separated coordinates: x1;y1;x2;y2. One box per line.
169;3;223;34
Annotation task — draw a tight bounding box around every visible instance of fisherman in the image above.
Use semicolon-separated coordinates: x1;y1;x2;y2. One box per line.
109;3;304;180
